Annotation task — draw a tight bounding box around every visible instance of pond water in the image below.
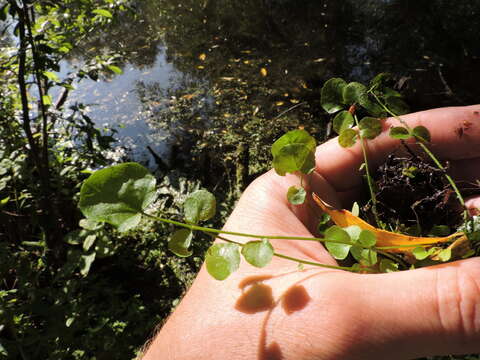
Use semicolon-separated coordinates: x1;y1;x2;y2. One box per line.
61;0;480;171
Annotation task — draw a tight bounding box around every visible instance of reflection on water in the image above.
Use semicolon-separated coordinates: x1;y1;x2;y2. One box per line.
61;0;480;170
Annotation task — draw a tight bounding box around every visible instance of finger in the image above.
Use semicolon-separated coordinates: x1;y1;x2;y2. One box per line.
356;258;480;358
466;195;480;215
450;157;480;185
316;105;480;192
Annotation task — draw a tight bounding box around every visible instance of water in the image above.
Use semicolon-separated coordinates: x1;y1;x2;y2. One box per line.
55;0;480;170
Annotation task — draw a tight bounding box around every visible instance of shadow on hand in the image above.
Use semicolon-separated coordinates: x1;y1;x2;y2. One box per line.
235;272;316;360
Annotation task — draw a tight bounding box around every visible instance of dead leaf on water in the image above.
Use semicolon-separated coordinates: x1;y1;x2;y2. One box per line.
312;194;466;253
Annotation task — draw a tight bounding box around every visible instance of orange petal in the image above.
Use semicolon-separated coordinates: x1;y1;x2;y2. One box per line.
312;193;465;253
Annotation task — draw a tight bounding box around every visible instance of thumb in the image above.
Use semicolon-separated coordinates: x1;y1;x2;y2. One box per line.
359;258;480;358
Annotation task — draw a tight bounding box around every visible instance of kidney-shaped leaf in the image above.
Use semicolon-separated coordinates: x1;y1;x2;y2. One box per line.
389;126;411;140
79;163;156;232
272;130;316;176
241;239;274;268
324;225;352;260
321;78;347;114
338;128;357;148
287;186;306;205
412;126;431;143
359;117;382;139
206;243;240;280
169;229;193;257
184;189;216;224
333;110;354;134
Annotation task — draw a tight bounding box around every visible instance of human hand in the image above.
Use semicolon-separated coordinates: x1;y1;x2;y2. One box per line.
144;105;480;360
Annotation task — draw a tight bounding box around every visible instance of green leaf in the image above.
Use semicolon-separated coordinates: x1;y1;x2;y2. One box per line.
287;186;306;205
412;126;431;142
271;129;316;176
317;213;331;234
351;202;360;217
168;229;193;257
107;65;122;74
369;73;392;89
325;226;352;260
80;252;96;277
389;126;411;140
332;110;354;134
320;78;347;114
385;96;409;115
351;246;378;266
343;225;362;243
78;163;157;232
66;317;75;328
42;94;52;105
438;248;452;262
241;239;274;268
412;247;430;260
205;243;240;280
338;128;357;148
358;230;376;247
79;218;103;231
0;196;9;209
83;234;96;252
343;82;384;116
92;8;113;18
379;259;399;273
43;71;59;82
359;117;382;139
343;82;367;105
184;189;216;224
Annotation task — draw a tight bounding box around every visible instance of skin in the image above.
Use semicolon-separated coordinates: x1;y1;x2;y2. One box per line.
143;105;480;360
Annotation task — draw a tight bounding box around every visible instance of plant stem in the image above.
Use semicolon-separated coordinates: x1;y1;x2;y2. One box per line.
214;234;353;271
143;212;357;247
353;114;383;228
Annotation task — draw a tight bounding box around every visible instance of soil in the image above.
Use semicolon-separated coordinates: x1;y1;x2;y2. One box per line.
367;147;465;236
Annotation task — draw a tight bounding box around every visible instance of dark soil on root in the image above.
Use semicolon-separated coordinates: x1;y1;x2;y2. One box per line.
367;149;465;236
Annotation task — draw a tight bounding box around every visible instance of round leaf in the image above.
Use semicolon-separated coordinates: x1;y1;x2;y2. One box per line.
205;243;240;280
359;117;382;139
343;82;384;116
385;96;409;115
324;225;352;260
343;82;367;105
271;130;316;176
332;110;354;134
168;229;193;257
389;126;411;140
320;78;347;114
338;128;357;148
241;239;274;268
358;230;376;247
412;126;431;142
287;186;306;205
79;163;156;232
412;247;429;260
351;245;377;266
438;248;452;262
184;189;216;224
343;225;362;243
